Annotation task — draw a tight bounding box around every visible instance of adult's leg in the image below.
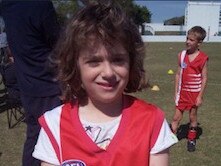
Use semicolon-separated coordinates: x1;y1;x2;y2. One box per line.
21;94;62;166
171;108;183;133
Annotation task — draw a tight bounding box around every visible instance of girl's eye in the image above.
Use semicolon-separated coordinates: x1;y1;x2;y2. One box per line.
112;57;128;66
86;59;100;67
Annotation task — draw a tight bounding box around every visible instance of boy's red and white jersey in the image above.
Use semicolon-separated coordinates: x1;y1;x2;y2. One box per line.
176;51;208;110
181;51;208;92
33;95;177;166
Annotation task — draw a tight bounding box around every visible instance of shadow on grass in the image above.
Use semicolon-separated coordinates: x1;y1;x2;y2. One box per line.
177;123;203;141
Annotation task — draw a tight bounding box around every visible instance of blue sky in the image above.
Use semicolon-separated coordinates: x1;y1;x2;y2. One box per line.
134;0;221;23
134;0;187;23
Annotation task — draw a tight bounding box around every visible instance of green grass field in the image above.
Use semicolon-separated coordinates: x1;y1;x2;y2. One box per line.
0;42;220;165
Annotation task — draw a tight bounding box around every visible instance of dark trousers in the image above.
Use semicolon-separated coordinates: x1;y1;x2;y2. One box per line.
21;94;62;166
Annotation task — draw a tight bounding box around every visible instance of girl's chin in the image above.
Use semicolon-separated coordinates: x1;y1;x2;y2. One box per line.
91;95;123;104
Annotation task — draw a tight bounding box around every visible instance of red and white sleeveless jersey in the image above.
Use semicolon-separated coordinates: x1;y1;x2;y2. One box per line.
175;51;208;110
34;95;177;166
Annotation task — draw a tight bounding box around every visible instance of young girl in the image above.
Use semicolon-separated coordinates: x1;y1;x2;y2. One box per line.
33;2;177;166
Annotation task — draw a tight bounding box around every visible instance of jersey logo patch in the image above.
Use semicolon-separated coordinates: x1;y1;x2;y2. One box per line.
181;62;187;68
62;159;86;166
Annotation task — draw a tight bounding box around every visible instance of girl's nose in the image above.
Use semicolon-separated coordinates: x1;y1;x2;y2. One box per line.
101;62;115;79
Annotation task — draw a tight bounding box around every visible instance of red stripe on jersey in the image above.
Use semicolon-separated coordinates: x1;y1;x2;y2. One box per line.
39;116;61;163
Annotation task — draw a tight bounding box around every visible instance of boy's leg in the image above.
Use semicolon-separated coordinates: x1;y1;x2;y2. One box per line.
187;107;198;152
189;107;198;127
171;108;183;133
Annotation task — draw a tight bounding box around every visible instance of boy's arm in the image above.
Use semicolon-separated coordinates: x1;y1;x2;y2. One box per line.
174;53;181;100
149;149;169;166
174;65;181;101
196;61;208;106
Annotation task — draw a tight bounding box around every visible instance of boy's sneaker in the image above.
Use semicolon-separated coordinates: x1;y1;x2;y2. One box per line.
187;139;196;152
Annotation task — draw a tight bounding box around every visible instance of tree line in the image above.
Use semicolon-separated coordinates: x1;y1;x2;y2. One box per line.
53;0;185;34
53;0;151;34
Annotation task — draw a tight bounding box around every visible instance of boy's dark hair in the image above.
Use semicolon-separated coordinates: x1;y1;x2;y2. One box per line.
188;26;206;42
53;2;148;102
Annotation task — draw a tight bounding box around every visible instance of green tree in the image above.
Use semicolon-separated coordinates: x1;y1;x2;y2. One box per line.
53;0;152;34
53;0;78;25
131;4;151;34
112;0;152;34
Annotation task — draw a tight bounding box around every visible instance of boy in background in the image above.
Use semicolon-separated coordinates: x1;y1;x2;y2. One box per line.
171;26;208;152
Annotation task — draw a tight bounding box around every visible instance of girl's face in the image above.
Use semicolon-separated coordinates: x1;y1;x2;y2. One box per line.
186;33;201;53
78;41;130;105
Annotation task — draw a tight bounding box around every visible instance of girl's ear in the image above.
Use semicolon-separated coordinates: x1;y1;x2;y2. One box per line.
197;40;203;46
81;83;85;89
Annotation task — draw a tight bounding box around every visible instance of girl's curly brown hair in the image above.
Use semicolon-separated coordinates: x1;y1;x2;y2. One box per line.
52;2;148;102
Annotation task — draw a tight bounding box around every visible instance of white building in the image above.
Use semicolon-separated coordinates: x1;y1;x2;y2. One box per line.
142;1;221;42
185;1;221;37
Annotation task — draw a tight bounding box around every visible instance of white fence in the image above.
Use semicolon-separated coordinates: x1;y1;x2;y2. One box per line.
144;23;186;32
142;35;221;42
